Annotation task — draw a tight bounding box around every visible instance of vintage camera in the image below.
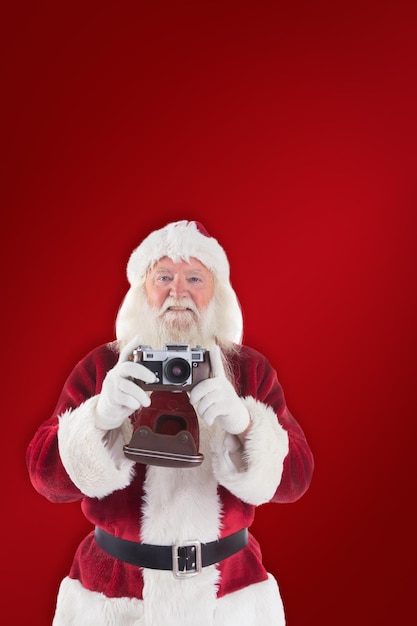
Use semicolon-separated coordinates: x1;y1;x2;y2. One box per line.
130;344;210;391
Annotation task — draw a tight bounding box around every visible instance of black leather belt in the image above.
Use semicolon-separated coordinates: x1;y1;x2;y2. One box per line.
95;526;248;578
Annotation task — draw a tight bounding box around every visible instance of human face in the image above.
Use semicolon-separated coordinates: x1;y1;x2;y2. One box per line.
145;256;215;317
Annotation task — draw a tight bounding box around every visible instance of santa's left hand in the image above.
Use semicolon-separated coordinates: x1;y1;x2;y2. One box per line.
189;344;250;435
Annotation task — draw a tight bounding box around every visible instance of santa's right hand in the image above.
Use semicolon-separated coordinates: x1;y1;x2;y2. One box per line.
95;337;156;430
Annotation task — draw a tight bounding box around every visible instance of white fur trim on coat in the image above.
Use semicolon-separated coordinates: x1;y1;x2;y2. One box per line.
210;396;289;505
137;419;223;623
53;573;285;625
57;396;135;498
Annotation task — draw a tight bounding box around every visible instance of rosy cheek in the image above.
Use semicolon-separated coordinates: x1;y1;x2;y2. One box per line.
153;291;166;306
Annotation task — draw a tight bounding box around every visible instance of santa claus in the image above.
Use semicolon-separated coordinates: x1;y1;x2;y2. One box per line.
27;220;314;625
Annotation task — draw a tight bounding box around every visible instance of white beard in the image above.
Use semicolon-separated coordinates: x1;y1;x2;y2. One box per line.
117;287;218;351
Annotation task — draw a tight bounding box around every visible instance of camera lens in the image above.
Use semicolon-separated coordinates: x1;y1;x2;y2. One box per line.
164;357;191;384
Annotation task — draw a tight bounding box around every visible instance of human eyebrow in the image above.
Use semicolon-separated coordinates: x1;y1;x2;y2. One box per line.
151;268;174;282
184;268;205;277
185;270;206;281
153;267;173;276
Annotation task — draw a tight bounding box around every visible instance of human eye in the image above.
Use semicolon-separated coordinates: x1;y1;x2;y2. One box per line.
156;273;172;283
188;275;202;284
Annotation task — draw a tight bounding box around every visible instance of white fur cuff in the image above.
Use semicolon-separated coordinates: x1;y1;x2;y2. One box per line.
210;397;289;505
57;396;135;498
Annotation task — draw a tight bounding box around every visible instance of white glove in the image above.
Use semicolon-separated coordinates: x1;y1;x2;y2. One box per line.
189;344;250;435
95;336;157;430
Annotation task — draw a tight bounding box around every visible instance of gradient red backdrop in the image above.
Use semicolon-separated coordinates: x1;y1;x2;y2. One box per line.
2;1;416;624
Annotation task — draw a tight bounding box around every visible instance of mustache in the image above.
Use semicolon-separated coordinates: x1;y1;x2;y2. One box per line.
159;297;200;315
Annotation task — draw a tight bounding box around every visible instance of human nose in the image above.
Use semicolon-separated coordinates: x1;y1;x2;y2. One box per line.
169;275;188;298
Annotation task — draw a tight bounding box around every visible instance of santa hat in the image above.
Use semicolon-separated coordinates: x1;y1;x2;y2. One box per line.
116;220;243;345
126;220;230;286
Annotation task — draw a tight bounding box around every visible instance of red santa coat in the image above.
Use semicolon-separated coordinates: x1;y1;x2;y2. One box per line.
27;342;314;626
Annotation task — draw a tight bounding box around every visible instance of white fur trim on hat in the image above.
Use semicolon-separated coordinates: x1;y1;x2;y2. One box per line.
127;220;230;286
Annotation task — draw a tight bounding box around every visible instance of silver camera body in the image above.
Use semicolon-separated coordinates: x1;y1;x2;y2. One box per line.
131;343;210;391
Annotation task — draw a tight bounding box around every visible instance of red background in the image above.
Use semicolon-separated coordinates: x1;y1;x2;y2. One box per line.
2;1;416;624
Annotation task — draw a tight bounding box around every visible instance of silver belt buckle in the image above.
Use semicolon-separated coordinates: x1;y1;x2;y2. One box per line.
172;540;202;578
